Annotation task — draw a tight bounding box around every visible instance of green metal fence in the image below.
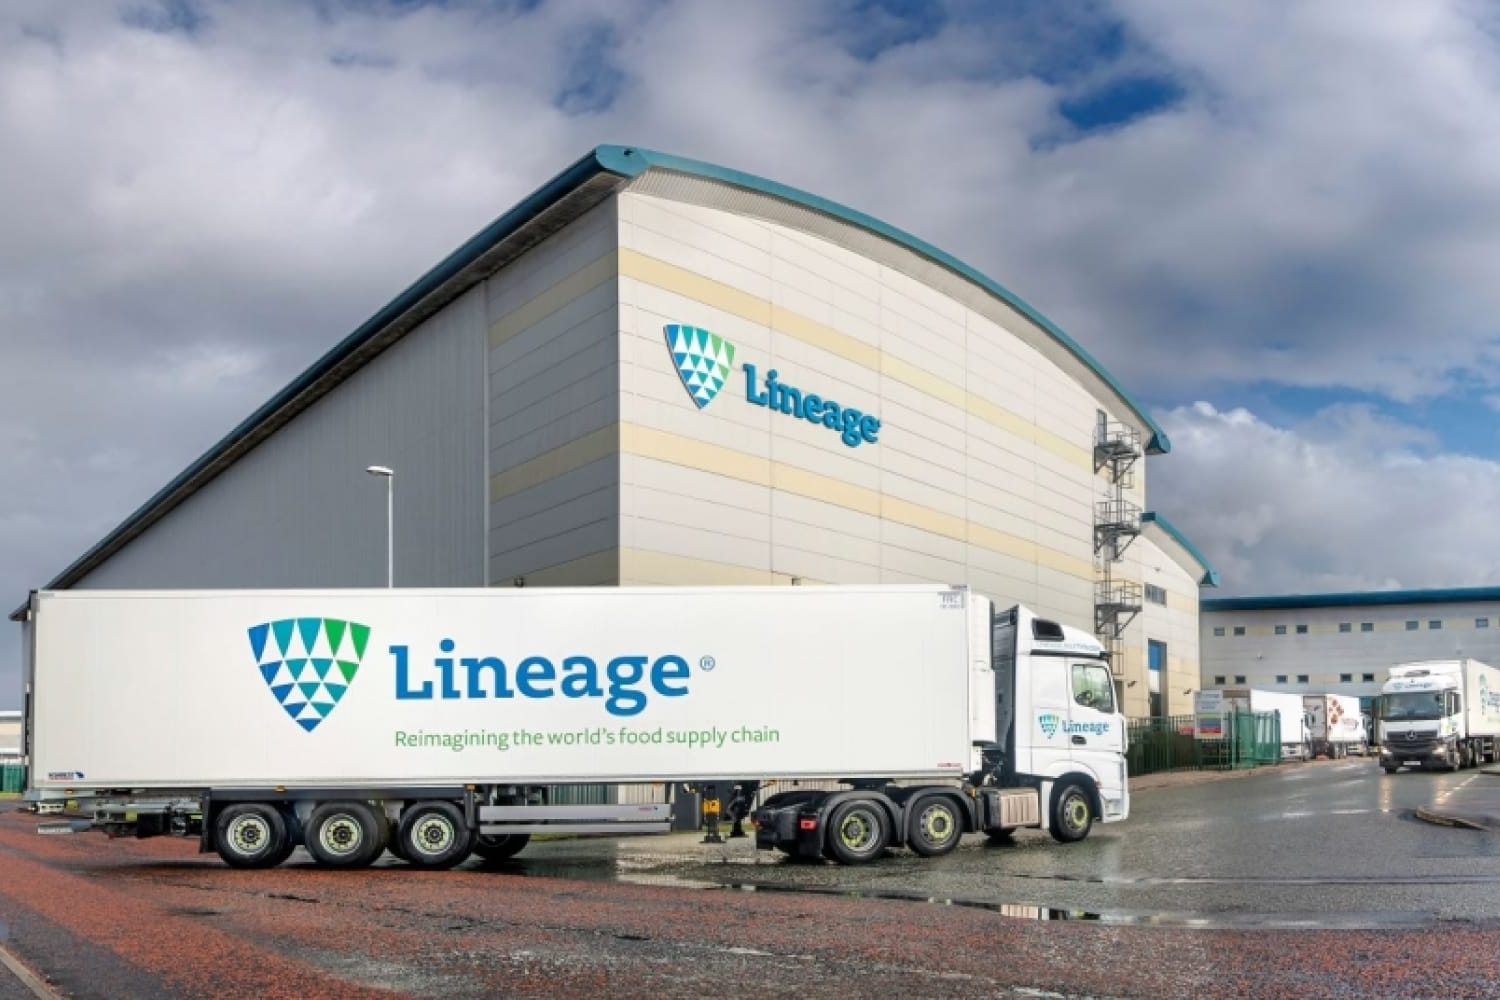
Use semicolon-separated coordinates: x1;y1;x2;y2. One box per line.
0;763;25;794
1126;711;1283;776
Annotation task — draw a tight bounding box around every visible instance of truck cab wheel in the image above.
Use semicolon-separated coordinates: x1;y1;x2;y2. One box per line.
396;801;473;870
1048;783;1094;844
305;801;387;868
214;803;292;869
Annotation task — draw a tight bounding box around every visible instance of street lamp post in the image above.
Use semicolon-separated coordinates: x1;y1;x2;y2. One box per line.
365;465;394;588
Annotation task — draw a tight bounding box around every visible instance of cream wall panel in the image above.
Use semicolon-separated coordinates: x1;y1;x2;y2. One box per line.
624;488;773;544
770;546;882;584
880;263;968;328
620;548;792;586
629;225;773;303
627;515;770;569
766;438;882;493
770;282;884;354
881;521;968;565
771;492;881;543
880;321;968;385
769;242;883;326
770;518;883;569
621;190;773;256
623;455;772;516
965;496;1040;541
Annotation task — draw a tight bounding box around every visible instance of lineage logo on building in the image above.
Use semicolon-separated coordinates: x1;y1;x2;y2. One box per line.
663;323;881;449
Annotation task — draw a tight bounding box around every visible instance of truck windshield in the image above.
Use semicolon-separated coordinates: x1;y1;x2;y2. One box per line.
1380;691;1445;721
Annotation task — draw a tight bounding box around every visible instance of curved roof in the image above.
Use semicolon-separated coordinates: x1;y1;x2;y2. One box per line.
13;144;1168;618
1141;511;1219;587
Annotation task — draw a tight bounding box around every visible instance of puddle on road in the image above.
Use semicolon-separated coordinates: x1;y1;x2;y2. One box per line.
501;857;1488;930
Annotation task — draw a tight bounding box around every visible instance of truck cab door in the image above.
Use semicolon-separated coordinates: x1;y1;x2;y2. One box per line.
1061;660;1126;768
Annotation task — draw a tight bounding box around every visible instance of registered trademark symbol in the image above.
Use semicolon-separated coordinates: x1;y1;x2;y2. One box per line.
699;656;716;671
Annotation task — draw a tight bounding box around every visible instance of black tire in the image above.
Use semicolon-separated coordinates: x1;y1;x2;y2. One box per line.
1049;782;1094;844
472;833;531;864
214;803;291;869
305;801;387;868
1383;765;1400;774
906;796;963;858
824;800;890;865
397;801;474;870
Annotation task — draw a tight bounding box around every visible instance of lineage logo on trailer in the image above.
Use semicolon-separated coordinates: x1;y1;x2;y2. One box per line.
248;617;369;732
663;323;882;449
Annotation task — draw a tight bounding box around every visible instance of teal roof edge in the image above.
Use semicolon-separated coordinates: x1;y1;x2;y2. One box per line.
1203;587;1500;612
598;145;1169;455
1141;511;1219;587
14;143;1169;617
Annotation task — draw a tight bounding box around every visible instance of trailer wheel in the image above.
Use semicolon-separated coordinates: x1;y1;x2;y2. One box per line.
214;804;291;869
472;833;531;864
396;801;473;870
824;800;890;865
907;796;963;857
1049;782;1094;844
305;801;386;868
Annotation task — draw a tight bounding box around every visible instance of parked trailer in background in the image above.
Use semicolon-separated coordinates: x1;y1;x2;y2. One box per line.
1377;659;1500;772
1303;693;1366;759
1218;688;1309;759
20;585;1129;869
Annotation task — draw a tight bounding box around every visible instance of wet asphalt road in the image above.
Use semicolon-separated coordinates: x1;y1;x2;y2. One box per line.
1;761;1499;998
515;758;1500;927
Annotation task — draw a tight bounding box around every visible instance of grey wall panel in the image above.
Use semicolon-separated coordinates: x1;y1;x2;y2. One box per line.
486;201;621;584
77;288;490;590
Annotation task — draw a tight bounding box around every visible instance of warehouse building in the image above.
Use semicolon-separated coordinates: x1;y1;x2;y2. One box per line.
12;145;1213;719
1201;587;1500;704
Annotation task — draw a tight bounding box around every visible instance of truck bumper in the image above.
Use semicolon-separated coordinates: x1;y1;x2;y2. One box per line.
1380;739;1446;770
752;804;822;860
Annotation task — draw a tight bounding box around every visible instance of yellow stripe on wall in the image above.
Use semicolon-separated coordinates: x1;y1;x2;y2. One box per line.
490;252;619;349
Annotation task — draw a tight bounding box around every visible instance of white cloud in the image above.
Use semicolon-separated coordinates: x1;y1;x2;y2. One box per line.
1150;401;1500;594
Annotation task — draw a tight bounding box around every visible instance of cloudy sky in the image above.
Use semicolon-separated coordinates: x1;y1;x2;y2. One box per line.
5;0;1500;705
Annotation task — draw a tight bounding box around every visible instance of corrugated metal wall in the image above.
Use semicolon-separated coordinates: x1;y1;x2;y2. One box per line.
76;288;490;591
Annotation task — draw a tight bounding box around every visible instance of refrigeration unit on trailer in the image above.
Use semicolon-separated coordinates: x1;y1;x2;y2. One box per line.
1303;693;1367;759
19;585;1129;870
1377;659;1500;772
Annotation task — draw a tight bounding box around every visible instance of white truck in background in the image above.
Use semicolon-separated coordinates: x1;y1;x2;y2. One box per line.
19;585;1130;870
1219;687;1310;759
1303;693;1367;759
1377;659;1500;772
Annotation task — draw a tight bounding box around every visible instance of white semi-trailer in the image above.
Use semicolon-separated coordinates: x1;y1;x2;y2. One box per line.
1377;659;1500;772
1302;693;1366;759
19;584;1129;869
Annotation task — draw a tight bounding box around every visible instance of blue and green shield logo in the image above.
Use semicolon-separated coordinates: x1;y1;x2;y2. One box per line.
1038;713;1061;739
247;618;370;732
664;323;735;409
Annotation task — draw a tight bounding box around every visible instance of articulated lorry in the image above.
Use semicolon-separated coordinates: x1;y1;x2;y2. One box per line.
1377;659;1500;772
19;584;1129;869
1302;693;1366;759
